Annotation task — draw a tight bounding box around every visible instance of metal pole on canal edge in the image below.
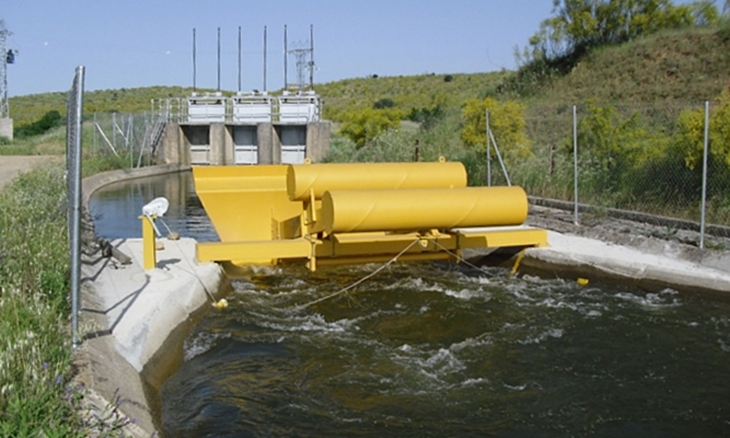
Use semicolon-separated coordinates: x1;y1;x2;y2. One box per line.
68;65;84;347
486;109;491;187
573;105;579;226
700;101;710;249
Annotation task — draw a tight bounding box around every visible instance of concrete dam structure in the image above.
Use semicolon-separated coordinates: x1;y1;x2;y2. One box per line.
155;91;330;167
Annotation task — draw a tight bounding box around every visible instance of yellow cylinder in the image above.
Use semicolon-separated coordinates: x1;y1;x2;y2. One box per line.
287;162;467;201
321;186;528;234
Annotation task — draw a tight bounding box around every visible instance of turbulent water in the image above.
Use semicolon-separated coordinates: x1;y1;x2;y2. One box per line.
160;263;730;437
89;173;730;437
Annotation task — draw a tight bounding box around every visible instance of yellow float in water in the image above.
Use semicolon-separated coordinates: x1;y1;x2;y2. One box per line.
193;159;547;271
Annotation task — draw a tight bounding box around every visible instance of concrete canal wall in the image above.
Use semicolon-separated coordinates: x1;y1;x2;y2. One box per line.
76;165;228;436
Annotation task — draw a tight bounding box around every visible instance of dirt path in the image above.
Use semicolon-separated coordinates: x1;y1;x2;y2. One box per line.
0;155;62;190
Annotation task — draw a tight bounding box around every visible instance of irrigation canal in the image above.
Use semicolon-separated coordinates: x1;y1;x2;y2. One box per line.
91;172;730;437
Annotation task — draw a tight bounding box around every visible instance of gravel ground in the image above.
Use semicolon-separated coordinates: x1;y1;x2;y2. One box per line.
0;155;61;189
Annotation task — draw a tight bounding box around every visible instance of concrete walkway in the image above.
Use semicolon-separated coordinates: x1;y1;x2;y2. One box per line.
523;231;730;295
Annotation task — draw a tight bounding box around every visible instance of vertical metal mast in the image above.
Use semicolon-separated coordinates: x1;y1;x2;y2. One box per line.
263;26;267;92
284;25;288;90
309;24;314;90
192;28;197;92
0;20;12;118
217;27;221;92
238;26;242;93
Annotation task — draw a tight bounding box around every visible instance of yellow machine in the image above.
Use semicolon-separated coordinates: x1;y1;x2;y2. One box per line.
193;158;547;271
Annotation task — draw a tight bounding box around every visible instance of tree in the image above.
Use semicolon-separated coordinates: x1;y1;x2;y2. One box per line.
460;97;531;161
523;0;718;65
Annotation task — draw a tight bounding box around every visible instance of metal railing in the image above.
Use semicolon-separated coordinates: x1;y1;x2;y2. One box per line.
151;91;322;125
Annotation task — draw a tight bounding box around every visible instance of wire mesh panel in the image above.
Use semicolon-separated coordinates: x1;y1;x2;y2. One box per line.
91;111;161;167
519;101;729;228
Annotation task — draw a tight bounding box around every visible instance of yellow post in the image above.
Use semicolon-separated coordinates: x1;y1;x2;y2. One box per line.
140;215;157;270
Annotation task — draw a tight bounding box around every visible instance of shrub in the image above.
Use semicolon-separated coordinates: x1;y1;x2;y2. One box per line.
460;97;532;163
338;107;404;148
373;98;395;109
14;110;64;139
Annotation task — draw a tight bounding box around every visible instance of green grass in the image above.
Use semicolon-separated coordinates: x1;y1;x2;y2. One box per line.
0;132;138;435
0;165;84;436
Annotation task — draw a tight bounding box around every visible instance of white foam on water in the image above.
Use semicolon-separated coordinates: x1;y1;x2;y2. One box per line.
424;348;466;374
586;310;603;318
399;343;414;353
383;277;446;293
503;383;528;391
534;297;579;311
183;330;232;361
614;288;682;309
450;334;493;352
517;327;564;345
442;287;491;301
461;377;490;387
258;313;353;334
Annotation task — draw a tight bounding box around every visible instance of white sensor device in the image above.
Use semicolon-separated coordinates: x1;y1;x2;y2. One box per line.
142;197;169;217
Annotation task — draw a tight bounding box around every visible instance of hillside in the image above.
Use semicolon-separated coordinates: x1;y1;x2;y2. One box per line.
8;86;208;126
528;27;730;105
316;72;508;120
5;27;729;128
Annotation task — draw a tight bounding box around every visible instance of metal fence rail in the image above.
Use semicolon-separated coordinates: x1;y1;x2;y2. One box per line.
66;66;84;347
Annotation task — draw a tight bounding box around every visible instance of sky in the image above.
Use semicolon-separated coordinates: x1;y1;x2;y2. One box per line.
4;1;558;97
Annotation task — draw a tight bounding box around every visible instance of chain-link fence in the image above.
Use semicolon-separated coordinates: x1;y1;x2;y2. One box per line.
89;111;165;168
512;100;730;234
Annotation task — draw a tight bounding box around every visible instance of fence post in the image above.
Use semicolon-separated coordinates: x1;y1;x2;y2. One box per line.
573;105;579;225
700;101;710;249
486;109;491;187
67;66;84;348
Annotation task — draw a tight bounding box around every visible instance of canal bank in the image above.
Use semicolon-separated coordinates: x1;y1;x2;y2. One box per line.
76;166;730;436
74;165;228;436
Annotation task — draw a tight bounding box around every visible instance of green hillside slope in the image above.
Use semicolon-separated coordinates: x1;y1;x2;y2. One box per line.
533;27;730;104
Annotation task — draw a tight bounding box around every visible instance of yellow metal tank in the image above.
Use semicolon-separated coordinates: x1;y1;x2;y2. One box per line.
321;186;528;234
286;162;467;201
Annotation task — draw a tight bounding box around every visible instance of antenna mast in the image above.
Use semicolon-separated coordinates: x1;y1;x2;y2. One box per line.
285;24;315;91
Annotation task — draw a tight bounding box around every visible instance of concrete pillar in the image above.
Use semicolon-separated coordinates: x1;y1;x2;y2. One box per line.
306;121;331;163
158;123;188;165
209;123;233;165
0;118;13;142
257;123;276;165
224;125;234;165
